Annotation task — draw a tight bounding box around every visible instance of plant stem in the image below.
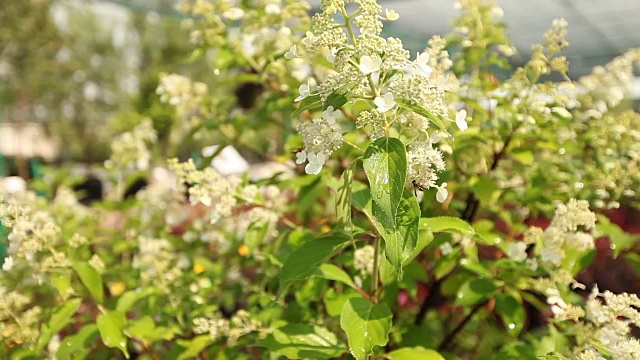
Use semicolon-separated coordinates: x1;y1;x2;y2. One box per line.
371;236;380;299
437;300;487;351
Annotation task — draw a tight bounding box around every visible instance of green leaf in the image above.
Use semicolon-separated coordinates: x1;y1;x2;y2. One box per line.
258;323;346;359
314;263;357;290
510;149;535;165
324;91;348;110
387;347;445;360
395;98;447;132
116;288;154;313
293;94;322;117
56;324;99;360
36;298;82;351
595;214;638;257
363;137;406;222
422;217;475;237
72;260;104;304
363;137;413;278
336;161;356;233
324;288;359;317
50;272;72;300
127;316;177;344
495;293;525;337
375;189;420;278
96;311;129;359
472;175;501;204
456;279;497;306
340;297;392;360
279;233;352;294
177;335;214;360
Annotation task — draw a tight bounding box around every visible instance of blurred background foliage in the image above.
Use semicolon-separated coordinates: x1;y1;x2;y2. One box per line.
0;0;210;164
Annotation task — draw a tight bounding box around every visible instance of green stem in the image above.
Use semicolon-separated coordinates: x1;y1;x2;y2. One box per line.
340;6;358;45
371;236;380;299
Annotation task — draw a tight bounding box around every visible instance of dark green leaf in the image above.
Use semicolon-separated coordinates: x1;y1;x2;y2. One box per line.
456;279;496;306
293;94;322;117
495;293;525;337
324;91;348;110
363;137;412;277
279;233;352;294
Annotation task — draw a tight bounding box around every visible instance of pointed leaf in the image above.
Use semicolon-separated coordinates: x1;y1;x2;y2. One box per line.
363;137;412;277
96;311;129;359
396;98;447;132
36;298;82;351
293;94;322;117
177;335;214;360
56;324;99;360
258;323;346;359
340;297;392;360
72;260;103;304
324;91;348;110
314;263;357;289
373;189;420;278
279;233;352;294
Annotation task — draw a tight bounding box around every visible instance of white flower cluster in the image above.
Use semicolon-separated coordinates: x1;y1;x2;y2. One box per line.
0;193;64;272
290;0;454;177
104;119;157;172
168;158;241;224
133;236;181;292
295;106;343;174
568;286;640;359
193;309;262;346
406;140;448;202
523;199;595;269
156;73;210;128
354;245;375;276
0;287;42;344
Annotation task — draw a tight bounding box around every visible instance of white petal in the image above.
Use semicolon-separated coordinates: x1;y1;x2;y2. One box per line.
456;109;467;121
315;152;327;164
415;52;430;65
436;186;448;203
456;119;468;131
284;45;297;59
385;8;399;20
305;162;322;175
295;151;307;164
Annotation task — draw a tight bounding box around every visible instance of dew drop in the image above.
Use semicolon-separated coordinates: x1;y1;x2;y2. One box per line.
66;342;72;347
508;323;516;329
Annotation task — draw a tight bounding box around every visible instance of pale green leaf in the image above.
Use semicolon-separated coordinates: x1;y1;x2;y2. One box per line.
72;260;103;304
314;263;357;289
387;346;445;360
96;311;129;359
36;298;82;351
258;323;346;359
340;297;392;360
